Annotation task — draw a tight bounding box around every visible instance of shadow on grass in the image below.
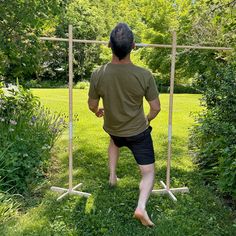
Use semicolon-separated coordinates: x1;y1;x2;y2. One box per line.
45;135;235;235
40;165;235;236
7;133;234;236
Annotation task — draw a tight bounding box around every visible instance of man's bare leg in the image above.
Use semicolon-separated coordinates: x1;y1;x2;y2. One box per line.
134;163;155;226
108;138;119;186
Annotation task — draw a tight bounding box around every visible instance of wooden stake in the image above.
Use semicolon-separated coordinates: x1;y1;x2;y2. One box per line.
166;31;177;189
152;31;189;201
68;25;73;191
49;25;91;200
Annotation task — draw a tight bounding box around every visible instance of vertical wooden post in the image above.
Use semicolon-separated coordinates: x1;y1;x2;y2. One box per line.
68;25;73;192
166;31;177;190
152;31;188;200
51;25;91;200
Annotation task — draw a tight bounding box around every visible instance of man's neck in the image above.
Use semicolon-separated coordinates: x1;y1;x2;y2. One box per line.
111;54;132;64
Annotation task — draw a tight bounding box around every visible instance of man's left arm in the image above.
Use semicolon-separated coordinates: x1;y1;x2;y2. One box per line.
88;71;104;117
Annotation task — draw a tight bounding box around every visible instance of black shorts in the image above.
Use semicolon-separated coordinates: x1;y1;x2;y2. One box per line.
109;126;155;165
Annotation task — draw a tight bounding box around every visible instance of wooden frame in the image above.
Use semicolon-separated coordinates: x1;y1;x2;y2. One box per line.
39;25;233;201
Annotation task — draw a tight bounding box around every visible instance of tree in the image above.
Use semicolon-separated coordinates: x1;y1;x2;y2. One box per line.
0;0;61;83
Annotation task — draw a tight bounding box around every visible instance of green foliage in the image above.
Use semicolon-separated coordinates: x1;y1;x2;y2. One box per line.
0;149;19;230
0;0;62;83
1;0;235;88
74;81;90;89
39;0;106;83
23;79;67;88
185;1;236;198
157;84;199;94
0;85;66;193
190;63;236;198
0;193;19;227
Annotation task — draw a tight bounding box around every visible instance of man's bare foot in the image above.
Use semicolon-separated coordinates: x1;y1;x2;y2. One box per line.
109;175;119;186
133;208;155;227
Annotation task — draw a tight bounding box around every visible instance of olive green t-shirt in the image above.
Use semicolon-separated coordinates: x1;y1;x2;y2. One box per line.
88;62;159;137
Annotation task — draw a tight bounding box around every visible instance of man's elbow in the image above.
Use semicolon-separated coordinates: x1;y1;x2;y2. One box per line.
88;102;97;113
88;104;96;112
152;106;161;113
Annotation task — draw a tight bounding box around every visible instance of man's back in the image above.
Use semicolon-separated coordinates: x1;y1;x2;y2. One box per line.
89;63;158;136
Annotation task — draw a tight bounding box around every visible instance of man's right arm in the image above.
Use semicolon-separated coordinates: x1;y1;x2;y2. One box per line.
146;97;161;122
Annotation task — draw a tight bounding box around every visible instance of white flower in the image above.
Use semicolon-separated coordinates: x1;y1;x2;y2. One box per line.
23;153;29;157
9;128;14;132
8;84;19;92
2;84;19;97
0;117;5;122
42;144;51;150
2;88;11;97
10;120;17;125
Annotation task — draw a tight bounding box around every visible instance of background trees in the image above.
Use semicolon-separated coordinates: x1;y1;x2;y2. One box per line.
0;0;62;83
188;0;236;199
1;0;234;86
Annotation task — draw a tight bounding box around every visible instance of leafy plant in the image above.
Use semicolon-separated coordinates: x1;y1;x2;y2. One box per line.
0;84;66;193
190;63;236;199
74;81;90;89
0;147;19;228
0;193;19;226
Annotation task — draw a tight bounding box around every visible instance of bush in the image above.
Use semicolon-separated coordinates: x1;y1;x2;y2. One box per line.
0;84;66;193
0;150;19;228
189;64;236;199
154;75;199;94
74;81;90;89
158;84;199;94
23;79;68;88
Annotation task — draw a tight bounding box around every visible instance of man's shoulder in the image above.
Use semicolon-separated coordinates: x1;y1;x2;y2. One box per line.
133;64;151;74
91;64;109;78
93;64;109;73
132;64;153;77
91;63;153;78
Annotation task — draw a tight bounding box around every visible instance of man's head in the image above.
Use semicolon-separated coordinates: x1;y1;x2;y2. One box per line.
109;23;134;60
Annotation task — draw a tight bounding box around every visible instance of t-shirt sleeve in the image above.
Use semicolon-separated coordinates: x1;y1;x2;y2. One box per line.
145;73;159;101
88;71;100;99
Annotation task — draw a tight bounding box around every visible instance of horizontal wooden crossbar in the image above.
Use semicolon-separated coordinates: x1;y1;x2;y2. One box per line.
39;37;233;51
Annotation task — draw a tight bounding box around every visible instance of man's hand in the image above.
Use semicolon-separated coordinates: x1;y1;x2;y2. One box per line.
95;108;104;117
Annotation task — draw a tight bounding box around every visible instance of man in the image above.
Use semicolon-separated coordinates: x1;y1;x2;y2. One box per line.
88;23;161;227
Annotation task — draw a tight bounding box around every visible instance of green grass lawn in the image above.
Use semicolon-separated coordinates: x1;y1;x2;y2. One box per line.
2;89;235;236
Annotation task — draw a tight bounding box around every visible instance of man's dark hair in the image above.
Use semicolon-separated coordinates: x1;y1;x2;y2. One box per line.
109;23;134;60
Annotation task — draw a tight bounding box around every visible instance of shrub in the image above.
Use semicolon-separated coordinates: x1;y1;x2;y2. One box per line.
189;64;236;199
0;84;66;193
154;75;199;94
23;79;67;88
74;81;90;89
157;84;199;94
0;150;19;228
